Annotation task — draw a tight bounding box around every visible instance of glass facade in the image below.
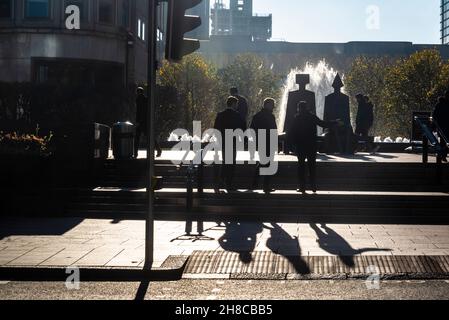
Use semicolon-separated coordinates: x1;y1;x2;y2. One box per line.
443;0;449;44
25;0;50;19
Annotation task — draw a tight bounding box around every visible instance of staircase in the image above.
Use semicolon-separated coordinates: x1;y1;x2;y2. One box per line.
60;156;449;224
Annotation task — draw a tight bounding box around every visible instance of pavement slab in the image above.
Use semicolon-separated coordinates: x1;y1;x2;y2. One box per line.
0;218;448;278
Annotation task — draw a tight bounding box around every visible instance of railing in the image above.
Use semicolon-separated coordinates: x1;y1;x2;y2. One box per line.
434;119;449;148
414;115;447;184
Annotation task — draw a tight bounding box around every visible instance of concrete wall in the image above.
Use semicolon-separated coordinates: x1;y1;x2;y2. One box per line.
0;32;127;82
199;39;449;74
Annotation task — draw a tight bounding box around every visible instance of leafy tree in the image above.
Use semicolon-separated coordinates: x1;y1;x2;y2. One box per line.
218;54;281;120
346;50;449;137
157;54;220;139
345;56;394;136
383;49;449;137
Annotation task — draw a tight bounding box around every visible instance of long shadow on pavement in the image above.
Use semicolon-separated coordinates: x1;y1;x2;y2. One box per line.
217;221;310;274
218;222;264;264
309;223;392;267
265;223;310;275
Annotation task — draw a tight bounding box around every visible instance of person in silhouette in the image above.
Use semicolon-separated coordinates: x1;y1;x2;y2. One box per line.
288;101;341;194
355;94;379;154
433;92;449;162
323;74;354;154
134;87;162;159
284;74;316;154
214;96;247;191
250;98;278;193
230;87;249;124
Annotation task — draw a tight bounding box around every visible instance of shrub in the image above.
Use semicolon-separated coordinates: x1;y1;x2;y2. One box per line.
0;131;53;157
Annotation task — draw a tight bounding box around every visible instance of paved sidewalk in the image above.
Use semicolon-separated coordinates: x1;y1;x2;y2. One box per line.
1;218;448;270
145;150;437;163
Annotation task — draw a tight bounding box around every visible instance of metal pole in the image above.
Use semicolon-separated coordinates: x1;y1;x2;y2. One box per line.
422;135;429;164
145;0;157;270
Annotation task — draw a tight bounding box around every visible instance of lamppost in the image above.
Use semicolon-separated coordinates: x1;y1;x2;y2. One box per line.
144;0;203;270
144;0;157;270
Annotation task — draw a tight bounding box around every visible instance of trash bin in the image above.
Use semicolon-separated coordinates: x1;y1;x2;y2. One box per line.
112;122;135;160
94;123;111;159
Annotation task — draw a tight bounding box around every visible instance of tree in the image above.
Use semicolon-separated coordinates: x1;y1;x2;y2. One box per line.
383;49;449;137
346;50;449;138
345;56;394;136
218;54;281;120
157;54;220;139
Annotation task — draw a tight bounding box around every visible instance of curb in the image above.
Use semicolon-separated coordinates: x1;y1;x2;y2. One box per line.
183;252;449;281
182;272;449;281
0;256;189;282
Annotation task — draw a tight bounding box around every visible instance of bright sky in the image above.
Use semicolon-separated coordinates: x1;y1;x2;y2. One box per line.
213;0;441;44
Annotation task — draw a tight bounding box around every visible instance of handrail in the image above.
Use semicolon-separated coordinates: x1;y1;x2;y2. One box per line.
414;115;445;185
414;116;440;147
433;119;449;147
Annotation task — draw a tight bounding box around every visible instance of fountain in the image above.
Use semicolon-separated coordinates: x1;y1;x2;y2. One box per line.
279;60;340;133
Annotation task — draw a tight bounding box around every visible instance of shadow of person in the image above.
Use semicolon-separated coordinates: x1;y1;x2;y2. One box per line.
218;222;264;264
310;223;391;267
265;223;310;275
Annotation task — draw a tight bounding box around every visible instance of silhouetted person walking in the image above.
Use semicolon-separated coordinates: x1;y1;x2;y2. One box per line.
134;87;161;159
230;87;249;124
284;74;316;154
250;98;278;193
355;94;378;154
214;96;247;191
433;92;449;162
288;101;340;194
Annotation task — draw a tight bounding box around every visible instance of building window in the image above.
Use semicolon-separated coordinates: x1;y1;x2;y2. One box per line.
98;0;114;24
25;0;50;19
137;18;146;41
36;65;49;83
65;0;87;22
121;0;130;28
0;0;12;19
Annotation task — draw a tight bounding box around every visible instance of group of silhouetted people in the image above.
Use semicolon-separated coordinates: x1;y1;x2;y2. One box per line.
212;82;383;194
133;80;448;196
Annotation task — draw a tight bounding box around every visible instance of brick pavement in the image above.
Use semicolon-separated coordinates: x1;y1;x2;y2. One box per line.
0;218;448;270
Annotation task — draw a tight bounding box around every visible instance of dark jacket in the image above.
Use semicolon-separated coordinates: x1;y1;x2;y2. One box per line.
250;108;278;154
285;90;316;134
214;108;247;142
288;110;335;154
136;93;148;128
235;94;249;122
356;101;374;132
